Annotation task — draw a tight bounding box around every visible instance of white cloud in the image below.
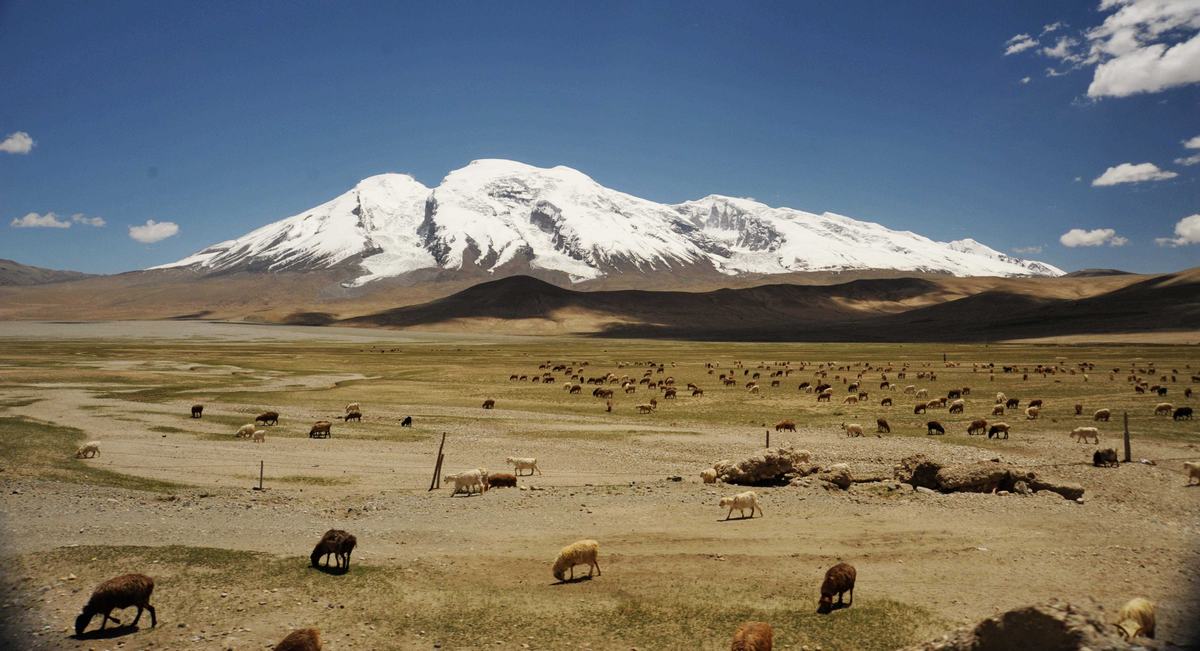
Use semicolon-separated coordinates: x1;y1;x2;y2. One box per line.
10;212;71;228
0;131;34;154
1008;1;1200;98
71;213;106;227
1013;245;1044;255
1091;162;1178;186
1060;228;1128;247
1176;153;1200;166
1185;135;1200;149
128;219;179;243
1005;33;1039;55
1155;214;1200;246
1020;76;1032;84
1074;176;1084;182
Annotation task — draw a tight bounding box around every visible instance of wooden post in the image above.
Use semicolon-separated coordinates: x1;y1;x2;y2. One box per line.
1123;412;1131;463
254;460;264;491
765;429;770;448
429;432;447;491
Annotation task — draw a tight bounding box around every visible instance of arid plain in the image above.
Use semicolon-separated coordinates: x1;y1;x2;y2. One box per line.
0;321;1197;650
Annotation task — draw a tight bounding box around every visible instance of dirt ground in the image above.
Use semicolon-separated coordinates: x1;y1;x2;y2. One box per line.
0;322;1197;650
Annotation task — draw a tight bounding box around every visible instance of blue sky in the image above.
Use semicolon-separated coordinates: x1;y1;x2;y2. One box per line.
1;0;1197;274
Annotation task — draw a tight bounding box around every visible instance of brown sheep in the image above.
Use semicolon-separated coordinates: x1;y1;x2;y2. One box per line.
876;418;890;433
991;404;1005;416
308;421;332;438
730;621;773;651
926;421;945;435
484;472;517;489
913;403;927;415
190;404;203;419
967;418;988;436
1094;408;1111;422
881;397;892;407
343;411;362;422
482;399;496;409
75;573;157;635
310;529;356;571
774;420;796;432
818;562;856;613
274;628;322;651
256;411;279;426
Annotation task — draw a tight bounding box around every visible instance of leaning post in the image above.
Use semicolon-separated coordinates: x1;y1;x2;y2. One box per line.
429;432;447;491
1123;412;1131;463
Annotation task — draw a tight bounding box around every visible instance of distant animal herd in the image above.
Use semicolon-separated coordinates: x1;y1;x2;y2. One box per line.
66;354;1198;648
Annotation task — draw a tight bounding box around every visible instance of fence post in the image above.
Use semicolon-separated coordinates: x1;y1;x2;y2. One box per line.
1123;412;1131;463
429;432;446;491
254;460;264;491
766;429;770;448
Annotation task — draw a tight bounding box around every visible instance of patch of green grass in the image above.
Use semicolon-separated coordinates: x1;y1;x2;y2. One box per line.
148;425;187;434
0;417;185;492
232;473;354;486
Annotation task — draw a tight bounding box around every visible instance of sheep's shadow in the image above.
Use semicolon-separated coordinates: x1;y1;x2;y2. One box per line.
312;564;350;576
73;624;142;640
817;602;852;615
551;575;593;586
718;515;757;522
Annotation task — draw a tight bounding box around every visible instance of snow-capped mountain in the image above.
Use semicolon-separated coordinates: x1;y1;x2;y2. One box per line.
156;159;1064;284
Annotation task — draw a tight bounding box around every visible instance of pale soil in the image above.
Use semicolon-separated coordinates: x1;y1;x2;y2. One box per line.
0;322;1198;649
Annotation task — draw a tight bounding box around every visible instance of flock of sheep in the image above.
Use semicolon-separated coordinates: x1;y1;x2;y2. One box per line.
64;354;1197;649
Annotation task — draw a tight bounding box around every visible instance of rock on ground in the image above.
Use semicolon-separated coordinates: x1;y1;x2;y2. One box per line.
713;447;810;485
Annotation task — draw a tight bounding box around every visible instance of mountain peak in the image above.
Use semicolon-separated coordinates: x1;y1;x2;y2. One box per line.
157;160;1065;283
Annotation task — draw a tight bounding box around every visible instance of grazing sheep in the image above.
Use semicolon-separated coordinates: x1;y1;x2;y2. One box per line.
967;419;988;436
991;404;1004;416
485;472;517;489
637;403;655;414
1094;408;1111;422
720;490;763;520
948;399;964;414
190;404;203;418
701;468;719;484
552;539;601;582
344;402;360;414
1115;597;1155;640
995;392;1006;404
988;422;1010;439
1185;461;1200;486
841;422;864;437
880;397;892;407
1154;402;1173;416
308;421;332;439
818;562;856;613
817;389;833;402
274;628;322;651
842;395;858;405
1025;406;1040;420
444;469;486;496
310;529;356;570
506;456;542;476
74;573;156;635
774;420;796;432
926;421;945;436
401;416;413;427
74;441;101;459
1075;403;1083;416
252;429;266;443
482;399;496;409
343;411;362;422
1173;406;1193;420
876;418;890;433
1006;398;1020;409
1093;448;1119;467
730;621;773;651
915;388;928;398
913;403;927;415
256;411;279;426
1070;426;1100;444
236;423;256;438
903;385;916;394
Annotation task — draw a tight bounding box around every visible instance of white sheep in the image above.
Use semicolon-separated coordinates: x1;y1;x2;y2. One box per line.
443;469;486;496
506;456;542;476
1115;597;1155;640
552;539;601;582
1025;406;1040;420
903;385;916;394
996;392;1007;404
74;441;101;459
1185;461;1200;486
1153;402;1172;416
236;423;256;439
700;468;718;484
345;402;360;414
1070;426;1099;444
915;388;928;398
719;490;763;520
842;395;858;404
252;429;266;443
841;423;864;437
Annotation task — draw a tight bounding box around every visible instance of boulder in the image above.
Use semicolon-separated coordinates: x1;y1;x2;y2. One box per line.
900;599;1156;651
713;447;811;486
1030;478;1086;501
894;454;942;489
817;466;852;490
935;462;1035;494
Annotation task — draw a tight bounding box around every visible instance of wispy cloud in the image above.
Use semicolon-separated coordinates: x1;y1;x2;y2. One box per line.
0;131;34;155
1042;21;1066;35
128;219;179;243
1020;76;1032;84
1012;245;1043;255
1004;33;1039;55
71;213;106;227
1177;135;1200;165
1091;162;1177;186
1060;227;1128;247
1155;214;1200;247
10;212;71;228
